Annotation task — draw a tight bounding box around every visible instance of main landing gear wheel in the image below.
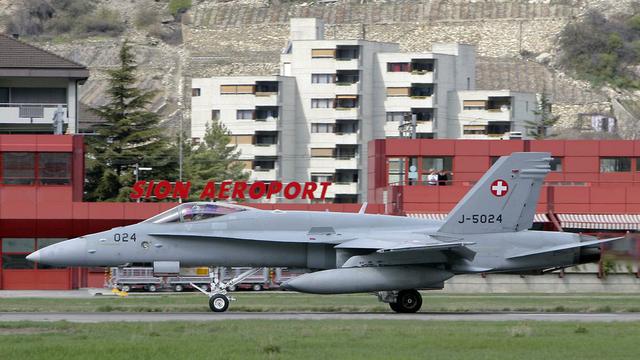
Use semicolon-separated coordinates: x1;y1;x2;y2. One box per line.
390;290;422;313
209;294;230;312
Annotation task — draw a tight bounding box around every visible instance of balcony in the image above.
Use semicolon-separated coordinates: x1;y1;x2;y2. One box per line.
335;46;360;61
410;59;435;75
385;93;433;108
334;132;358;144
334;145;359;169
0;103;68;125
254;81;279;96
329;182;359;195
251;168;277;181
255;106;279;122
335;70;359;85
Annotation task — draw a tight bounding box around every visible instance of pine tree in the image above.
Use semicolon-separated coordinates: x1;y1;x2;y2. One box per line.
85;40;173;201
185;121;248;200
525;92;560;140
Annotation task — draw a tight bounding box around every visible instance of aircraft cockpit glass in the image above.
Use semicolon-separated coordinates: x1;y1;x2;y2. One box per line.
145;202;249;224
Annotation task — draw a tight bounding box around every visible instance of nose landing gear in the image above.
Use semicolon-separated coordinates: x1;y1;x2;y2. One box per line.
191;267;264;313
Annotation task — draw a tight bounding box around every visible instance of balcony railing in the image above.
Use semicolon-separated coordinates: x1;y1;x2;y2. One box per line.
0;103;67;119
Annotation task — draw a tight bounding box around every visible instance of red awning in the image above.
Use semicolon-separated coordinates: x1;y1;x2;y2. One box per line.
556;214;640;230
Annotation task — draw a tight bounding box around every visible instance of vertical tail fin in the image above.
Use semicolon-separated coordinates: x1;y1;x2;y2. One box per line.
438;152;551;234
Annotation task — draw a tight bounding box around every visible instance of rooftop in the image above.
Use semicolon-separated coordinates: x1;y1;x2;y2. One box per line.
0;34;89;78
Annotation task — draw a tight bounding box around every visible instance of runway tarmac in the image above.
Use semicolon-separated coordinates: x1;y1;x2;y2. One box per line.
2;312;640;323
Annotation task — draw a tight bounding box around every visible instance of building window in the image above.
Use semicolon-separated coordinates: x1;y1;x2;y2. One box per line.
462;100;486;110
10;87;66;104
600;157;631;172
335;145;358;159
192;88;201;97
387;63;410;72
550;158;563;172
388;158;405;184
311;123;334;133
220;85;255;95
253;159;276;171
335;46;359;60
311;98;334;108
311;74;335;84
463;125;486;135
0;87;9;102
2;152;35;185
211;110;220;121
421;157;453;184
311;49;336;58
311;173;334;183
335;120;359;134
416;133;434;139
387;87;410;97
335;96;358;109
236;110;254;120
255;132;278;145
38;153;71;185
1;238;35;269
487;122;511;136
386;112;409;122
310;148;334;158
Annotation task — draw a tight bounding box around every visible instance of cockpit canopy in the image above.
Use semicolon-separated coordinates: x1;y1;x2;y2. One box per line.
145;202;251;224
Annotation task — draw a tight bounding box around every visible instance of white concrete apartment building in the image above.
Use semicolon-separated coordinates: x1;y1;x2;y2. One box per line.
191;18;539;203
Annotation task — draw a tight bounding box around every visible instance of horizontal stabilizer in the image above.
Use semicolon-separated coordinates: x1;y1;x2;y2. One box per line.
507;236;625;259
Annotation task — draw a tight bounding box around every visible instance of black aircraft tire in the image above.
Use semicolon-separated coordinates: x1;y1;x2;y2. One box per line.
394;290;422;313
209;294;230;312
389;301;402;312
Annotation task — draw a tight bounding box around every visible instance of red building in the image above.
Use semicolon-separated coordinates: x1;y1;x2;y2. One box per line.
1;135;639;289
368;139;640;231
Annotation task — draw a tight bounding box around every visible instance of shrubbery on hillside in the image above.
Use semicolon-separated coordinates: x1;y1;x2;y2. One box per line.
558;9;640;89
168;0;192;18
8;0;124;37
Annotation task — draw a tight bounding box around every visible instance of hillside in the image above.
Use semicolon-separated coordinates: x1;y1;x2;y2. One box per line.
0;0;636;136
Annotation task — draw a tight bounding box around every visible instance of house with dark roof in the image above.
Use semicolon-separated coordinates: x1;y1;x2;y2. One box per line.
0;34;89;134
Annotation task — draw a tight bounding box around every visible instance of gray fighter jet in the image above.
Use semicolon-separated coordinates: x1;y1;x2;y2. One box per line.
27;152;624;313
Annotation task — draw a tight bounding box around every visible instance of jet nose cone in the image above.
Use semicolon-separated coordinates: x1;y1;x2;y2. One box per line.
26;250;41;263
31;238;87;266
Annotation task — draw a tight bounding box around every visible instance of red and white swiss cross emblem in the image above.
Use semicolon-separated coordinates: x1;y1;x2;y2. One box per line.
490;179;508;197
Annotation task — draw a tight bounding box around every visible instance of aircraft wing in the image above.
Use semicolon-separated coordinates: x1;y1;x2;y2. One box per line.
336;236;476;267
506;236;625;259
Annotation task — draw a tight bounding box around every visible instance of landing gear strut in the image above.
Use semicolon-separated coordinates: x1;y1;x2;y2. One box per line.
378;289;423;313
191;267;263;313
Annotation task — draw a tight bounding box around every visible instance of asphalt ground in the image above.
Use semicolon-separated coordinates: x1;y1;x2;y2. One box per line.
1;311;640;323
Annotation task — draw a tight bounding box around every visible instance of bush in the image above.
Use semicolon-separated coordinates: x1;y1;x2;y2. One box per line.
148;24;182;45
7;0;54;35
7;0;123;38
136;8;160;28
168;0;192;18
558;9;640;89
78;8;125;36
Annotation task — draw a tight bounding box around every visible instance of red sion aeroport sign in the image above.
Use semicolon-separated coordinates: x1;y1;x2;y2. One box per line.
130;180;332;200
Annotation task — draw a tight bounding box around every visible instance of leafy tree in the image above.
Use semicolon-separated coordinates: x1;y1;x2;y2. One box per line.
524;92;560;140
558;9;640;89
185;121;248;200
85;40;174;201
